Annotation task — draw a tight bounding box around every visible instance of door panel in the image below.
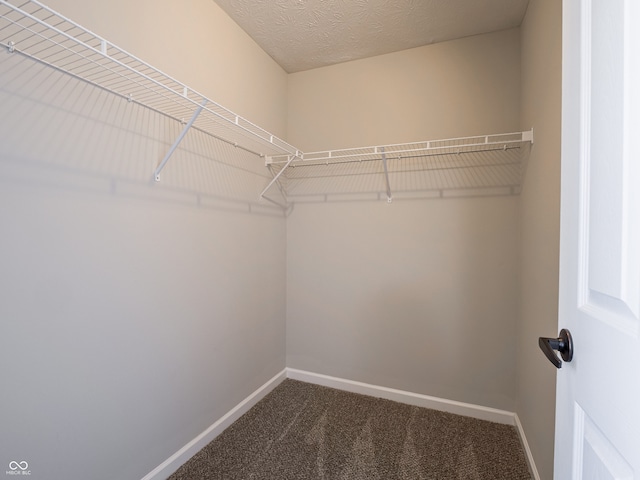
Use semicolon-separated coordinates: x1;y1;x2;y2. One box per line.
575;404;633;480
557;0;640;478
581;0;640;332
586;0;625;301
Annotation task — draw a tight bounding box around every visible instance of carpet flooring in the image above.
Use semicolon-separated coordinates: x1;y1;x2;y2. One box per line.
168;379;531;479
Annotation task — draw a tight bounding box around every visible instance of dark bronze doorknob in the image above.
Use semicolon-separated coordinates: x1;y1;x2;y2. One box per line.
539;329;573;368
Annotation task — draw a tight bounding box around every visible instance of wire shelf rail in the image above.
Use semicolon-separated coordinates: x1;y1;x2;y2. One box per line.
1;0;533;204
263;130;533;203
0;0;299;181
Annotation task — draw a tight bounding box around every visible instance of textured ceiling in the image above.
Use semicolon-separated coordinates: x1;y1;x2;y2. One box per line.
212;0;530;73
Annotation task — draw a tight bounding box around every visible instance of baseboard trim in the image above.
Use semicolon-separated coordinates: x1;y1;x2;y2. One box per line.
142;367;540;479
286;368;515;425
140;369;287;480
514;413;541;480
286;369;540;477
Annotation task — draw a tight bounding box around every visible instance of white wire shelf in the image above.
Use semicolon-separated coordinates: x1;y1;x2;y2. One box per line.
1;0;533;204
0;0;299;180
263;130;534;203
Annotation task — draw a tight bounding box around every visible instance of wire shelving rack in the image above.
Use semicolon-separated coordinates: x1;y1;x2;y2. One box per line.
0;0;299;182
1;0;533;205
263;130;534;203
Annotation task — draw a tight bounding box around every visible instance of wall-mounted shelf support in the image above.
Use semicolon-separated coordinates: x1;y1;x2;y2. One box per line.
260;153;298;201
380;147;392;203
266;165;289;202
154;100;207;181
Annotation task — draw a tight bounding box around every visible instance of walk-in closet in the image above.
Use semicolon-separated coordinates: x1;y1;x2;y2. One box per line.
1;0;562;479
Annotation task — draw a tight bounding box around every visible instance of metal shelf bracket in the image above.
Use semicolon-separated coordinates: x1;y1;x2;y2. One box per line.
380;147;393;203
260;153;299;201
154;100;207;181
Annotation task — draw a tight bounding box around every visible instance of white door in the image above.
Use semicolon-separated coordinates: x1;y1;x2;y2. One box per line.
554;0;640;478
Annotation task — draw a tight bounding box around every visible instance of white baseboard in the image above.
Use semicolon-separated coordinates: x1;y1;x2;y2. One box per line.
140;369;287;480
142;367;540;480
286;368;515;425
514;413;541;480
287;368;540;477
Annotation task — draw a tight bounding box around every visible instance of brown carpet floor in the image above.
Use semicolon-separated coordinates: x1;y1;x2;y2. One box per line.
168;379;531;479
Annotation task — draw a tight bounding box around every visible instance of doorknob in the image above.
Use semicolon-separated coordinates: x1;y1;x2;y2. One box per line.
539;329;573;368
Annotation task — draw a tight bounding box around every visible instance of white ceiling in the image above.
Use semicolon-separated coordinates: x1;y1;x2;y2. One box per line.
212;0;530;73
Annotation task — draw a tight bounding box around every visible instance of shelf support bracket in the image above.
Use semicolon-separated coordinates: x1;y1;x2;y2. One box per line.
260;153;298;200
154;100;207;181
381;147;393;203
267;164;288;202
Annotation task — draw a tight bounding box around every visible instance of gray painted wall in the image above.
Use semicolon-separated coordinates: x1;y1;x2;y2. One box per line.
287;28;522;152
285;29;523;411
517;0;563;478
0;1;288;479
287;198;520;410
